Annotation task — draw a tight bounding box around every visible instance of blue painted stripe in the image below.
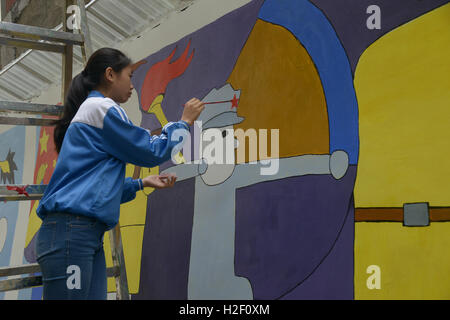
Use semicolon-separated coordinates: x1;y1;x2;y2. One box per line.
258;0;359;164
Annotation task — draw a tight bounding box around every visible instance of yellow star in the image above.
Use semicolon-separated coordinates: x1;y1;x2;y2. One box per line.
36;163;48;185
40;129;49;155
53;159;56;168
0;160;10;173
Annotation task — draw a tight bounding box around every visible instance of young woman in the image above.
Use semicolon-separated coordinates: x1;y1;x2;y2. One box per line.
34;47;205;300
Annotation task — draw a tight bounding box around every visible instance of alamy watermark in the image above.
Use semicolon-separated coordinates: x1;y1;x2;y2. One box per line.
366;265;381;290
66;5;81;30
169;121;280;176
366;5;381;30
66;264;81;290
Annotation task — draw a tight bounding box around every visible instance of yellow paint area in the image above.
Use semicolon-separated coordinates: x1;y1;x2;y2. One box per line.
0;160;10;173
36;163;48;185
354;4;450;207
39;129;49;155
104;163;159;294
104;226;146;294
228;19;329;163
146;94;186;164
355;222;450;299
25;200;41;247
147;94;168;127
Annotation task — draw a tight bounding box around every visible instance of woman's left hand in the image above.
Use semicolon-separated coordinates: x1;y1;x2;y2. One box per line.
142;173;177;189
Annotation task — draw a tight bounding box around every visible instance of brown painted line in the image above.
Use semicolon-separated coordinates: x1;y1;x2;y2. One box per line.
430;208;450;222
355;207;450;222
355;208;402;222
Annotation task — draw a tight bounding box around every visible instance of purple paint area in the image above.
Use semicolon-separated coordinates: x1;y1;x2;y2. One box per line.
309;0;448;74
133;166;356;299
281;194;355;300
235;166;357;300
24;234;37;263
132;178;195;300
131;0;265;171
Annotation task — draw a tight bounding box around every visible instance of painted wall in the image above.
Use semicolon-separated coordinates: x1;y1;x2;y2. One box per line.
0;0;449;300
352;2;450;299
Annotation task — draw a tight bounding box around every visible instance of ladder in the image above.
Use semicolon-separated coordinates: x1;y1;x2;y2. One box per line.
0;0;129;300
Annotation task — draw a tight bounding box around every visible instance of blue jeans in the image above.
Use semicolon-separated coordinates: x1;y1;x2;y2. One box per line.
35;212;108;300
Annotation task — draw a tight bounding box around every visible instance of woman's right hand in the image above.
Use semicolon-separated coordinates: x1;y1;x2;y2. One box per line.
181;98;205;126
142;173;177;189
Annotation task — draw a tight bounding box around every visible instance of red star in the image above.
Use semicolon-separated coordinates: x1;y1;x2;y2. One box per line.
231;94;239;109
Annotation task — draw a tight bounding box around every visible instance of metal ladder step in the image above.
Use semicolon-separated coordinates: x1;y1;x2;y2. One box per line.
0;20;85;53
0;21;85;45
0;100;62;126
0;101;63;115
0;184;47;202
0;264;120;292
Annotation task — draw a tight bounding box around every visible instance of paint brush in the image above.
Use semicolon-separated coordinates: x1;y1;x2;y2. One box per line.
202;94;239;109
203;100;233;105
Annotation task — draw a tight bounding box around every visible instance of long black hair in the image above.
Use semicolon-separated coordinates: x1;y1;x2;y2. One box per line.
53;47;132;153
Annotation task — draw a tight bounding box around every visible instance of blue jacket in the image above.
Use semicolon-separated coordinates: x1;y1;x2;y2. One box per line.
36;90;190;230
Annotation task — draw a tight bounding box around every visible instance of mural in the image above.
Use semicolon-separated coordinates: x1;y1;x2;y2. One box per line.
130;0;359;300
128;0;449;299
18;115;59;299
0;126;25;300
1;0;449;300
352;2;450;299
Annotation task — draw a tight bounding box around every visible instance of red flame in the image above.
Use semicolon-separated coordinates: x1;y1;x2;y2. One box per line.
140;39;195;112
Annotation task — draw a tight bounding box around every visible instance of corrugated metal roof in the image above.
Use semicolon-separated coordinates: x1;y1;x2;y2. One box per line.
0;0;195;101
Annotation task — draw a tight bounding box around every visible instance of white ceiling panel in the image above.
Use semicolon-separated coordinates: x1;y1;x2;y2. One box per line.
0;0;195;101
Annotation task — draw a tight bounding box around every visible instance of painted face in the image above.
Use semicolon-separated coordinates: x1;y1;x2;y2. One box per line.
200;125;238;186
